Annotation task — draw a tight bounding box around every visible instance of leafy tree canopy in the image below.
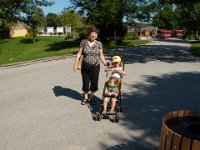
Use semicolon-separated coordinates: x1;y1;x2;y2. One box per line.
60;8;83;28
159;0;200;35
69;0;158;41
25;7;46;43
152;4;178;29
46;13;61;28
0;0;53;29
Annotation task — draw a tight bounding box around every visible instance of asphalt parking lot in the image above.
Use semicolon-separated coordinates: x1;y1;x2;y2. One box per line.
0;38;200;150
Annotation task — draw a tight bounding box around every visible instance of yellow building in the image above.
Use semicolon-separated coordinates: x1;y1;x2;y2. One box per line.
10;22;30;37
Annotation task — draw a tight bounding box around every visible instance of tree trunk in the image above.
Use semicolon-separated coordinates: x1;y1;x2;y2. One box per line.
33;32;36;43
196;30;199;39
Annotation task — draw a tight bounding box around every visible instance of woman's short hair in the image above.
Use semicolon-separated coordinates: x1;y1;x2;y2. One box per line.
90;27;99;34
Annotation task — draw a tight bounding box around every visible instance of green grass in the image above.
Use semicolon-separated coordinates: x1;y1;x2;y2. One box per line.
0;36;149;65
0;36;80;65
104;40;148;49
191;41;200;56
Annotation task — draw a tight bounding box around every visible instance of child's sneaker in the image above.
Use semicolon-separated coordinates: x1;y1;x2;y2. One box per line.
102;110;107;115
109;110;116;115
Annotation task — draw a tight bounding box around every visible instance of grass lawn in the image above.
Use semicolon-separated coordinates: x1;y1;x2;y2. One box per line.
104;40;149;49
0;36;149;65
0;36;79;65
191;41;200;56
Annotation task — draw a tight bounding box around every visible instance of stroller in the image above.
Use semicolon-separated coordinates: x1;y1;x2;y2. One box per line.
95;61;125;123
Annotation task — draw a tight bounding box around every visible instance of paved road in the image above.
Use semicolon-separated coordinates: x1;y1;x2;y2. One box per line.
0;38;200;150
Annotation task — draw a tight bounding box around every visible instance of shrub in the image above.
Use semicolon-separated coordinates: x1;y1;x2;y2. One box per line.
79;31;88;39
65;35;73;40
124;32;140;40
124;32;133;40
132;32;140;40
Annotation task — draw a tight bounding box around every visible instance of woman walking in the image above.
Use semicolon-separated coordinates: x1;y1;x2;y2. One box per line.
73;27;107;105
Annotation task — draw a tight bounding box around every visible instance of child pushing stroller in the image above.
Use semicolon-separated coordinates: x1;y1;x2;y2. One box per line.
105;55;126;78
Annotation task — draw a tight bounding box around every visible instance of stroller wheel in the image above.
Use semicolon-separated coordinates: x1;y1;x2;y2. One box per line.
113;115;119;123
96;113;101;121
115;115;119;123
119;106;124;112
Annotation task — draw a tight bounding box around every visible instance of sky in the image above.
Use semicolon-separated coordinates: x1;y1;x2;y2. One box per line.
42;0;71;15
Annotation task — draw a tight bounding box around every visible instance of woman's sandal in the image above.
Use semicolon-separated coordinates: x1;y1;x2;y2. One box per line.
81;99;88;105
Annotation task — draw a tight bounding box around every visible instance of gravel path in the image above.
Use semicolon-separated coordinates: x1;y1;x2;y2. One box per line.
0;38;200;150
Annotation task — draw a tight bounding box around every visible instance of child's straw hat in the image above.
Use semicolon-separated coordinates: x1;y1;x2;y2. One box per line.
112;56;121;63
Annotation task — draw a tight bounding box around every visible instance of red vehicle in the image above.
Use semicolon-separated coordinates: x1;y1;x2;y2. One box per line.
171;30;185;37
157;29;172;39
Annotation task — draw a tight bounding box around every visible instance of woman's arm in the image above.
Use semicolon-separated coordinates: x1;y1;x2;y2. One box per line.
73;47;83;72
104;67;113;72
99;48;107;66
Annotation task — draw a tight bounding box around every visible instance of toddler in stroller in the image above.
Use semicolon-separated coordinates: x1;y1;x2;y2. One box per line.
95;75;121;122
95;56;126;122
102;76;120;115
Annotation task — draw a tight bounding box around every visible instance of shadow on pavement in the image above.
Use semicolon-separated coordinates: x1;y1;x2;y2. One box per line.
54;39;199;149
52;86;102;120
99;72;200;149
52;86;82;101
87;95;102;120
105;40;200;64
153;38;191;43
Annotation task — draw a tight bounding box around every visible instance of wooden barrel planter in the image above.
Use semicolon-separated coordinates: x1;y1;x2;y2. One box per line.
159;110;200;150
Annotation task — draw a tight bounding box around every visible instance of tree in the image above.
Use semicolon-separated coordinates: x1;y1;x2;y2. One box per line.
46;13;61;28
159;0;200;38
69;0;159;42
192;3;200;37
152;4;178;29
0;0;21;37
69;0;125;41
60;9;83;28
0;0;19;28
128;0;160;23
0;0;53;38
25;7;46;43
90;0;127;41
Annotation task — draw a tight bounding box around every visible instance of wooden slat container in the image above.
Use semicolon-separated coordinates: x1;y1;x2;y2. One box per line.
159;110;200;150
